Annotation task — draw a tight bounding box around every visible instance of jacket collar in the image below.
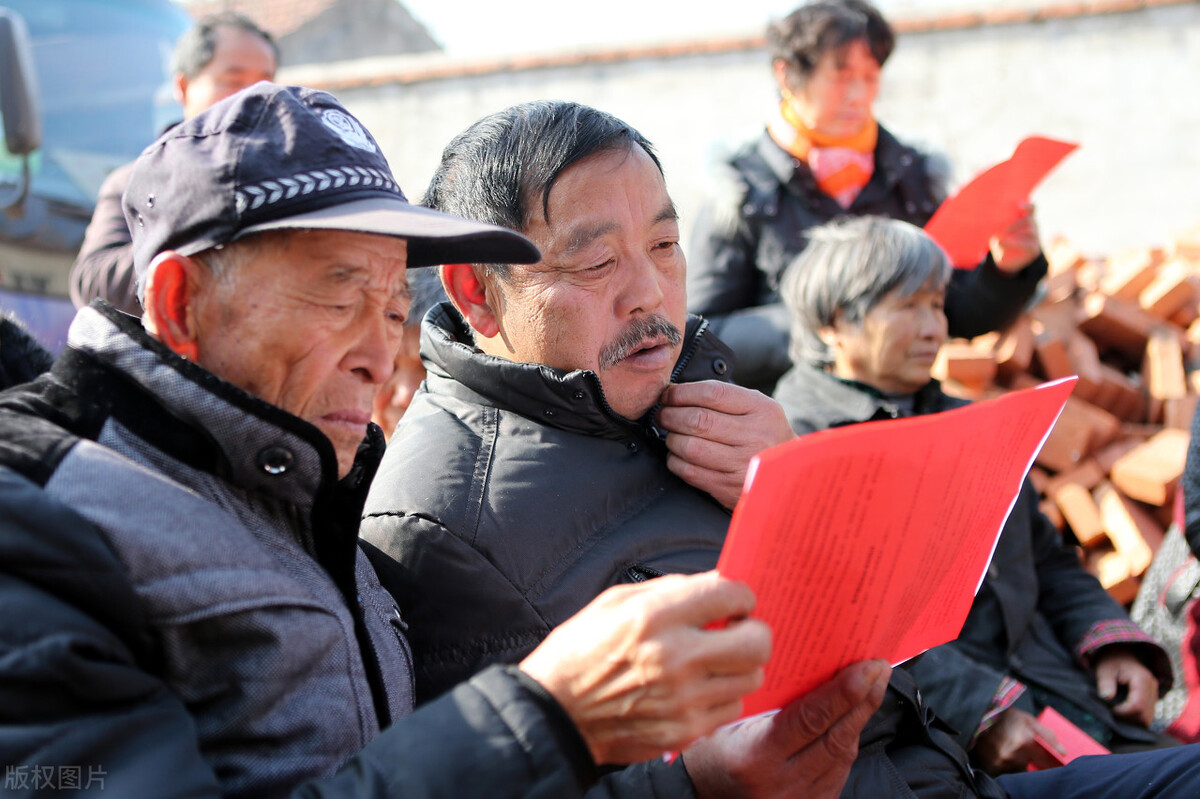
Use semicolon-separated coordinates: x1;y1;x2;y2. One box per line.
755;123;919;203
420;303;719;443
62;301;384;510
774;363;952;431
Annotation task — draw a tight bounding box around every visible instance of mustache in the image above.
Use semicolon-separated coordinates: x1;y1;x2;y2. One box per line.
598;315;682;370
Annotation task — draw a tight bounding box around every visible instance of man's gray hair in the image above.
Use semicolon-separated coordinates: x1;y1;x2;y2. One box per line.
780;216;951;368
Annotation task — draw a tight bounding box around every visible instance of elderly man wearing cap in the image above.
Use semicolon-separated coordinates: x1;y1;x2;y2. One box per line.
0;83;784;798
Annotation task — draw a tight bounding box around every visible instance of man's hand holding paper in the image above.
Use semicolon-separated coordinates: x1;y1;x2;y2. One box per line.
683;659;891;799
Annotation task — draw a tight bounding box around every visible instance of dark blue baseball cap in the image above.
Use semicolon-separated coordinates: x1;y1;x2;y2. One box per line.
124;82;539;283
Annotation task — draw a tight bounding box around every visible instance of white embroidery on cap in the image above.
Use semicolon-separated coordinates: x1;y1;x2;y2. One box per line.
321;109;377;153
234;166;398;214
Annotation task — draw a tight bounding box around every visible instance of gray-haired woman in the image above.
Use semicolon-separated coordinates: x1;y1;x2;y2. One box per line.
773;215;1178;774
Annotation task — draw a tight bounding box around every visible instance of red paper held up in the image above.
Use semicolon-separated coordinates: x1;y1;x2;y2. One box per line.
716;377;1077;719
924;136;1079;268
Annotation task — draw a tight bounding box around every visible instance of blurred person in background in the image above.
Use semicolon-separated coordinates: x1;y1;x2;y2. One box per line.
0;313;53;391
687;0;1045;393
372;269;445;439
69;11;278;315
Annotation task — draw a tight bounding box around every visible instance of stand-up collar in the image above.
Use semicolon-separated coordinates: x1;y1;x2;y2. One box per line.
64;301;382;508
774;363;950;431
419;303;721;444
755;123;920;202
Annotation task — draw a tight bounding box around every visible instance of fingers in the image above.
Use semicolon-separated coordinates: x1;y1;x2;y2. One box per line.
661;380;762;415
1024;719;1065;771
1095;661;1118;702
772;660;891;756
1029;719;1065;757
687;615;773;671
659;404;743;448
1026;741;1065;771
681;663;890;799
974;707;1046;773
1110;669;1159;726
664;430;742;468
989;202;1041;274
660;384;795;440
665;450;743;510
1096;651;1159;727
519;572;771;765
625;571;757;629
657;382;794;509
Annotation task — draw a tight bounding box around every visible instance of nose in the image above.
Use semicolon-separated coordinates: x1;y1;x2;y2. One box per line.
919;305;948;342
348;310;400;387
619;250;667;318
846;78;873;107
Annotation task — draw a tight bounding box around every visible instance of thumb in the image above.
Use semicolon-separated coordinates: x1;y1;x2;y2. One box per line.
1032;720;1066;757
1096;667;1117;701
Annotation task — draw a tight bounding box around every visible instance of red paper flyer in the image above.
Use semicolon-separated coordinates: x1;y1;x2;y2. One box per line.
924;136;1078;268
1028;706;1111;770
716;377;1077;718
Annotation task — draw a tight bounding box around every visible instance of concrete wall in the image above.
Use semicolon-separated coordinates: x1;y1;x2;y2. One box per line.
281;0;1200;260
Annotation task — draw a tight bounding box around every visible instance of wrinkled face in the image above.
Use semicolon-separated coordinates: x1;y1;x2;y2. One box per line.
787;38;880;139
191;230;410;478
829;281;947;394
179;24;277;119
485;145;687;420
371;324;425;440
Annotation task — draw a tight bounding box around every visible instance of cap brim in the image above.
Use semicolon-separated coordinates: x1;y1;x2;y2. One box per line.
235;196;540;267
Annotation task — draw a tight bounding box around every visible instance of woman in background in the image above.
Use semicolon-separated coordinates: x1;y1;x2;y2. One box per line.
687;0;1044;392
773;215;1176;774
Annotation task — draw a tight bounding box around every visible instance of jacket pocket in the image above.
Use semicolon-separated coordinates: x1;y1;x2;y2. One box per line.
622;564;666;583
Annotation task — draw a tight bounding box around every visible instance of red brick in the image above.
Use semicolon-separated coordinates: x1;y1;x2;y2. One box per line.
1143;326;1188;400
932;340;997;390
1055;482;1106;546
1098;247;1163;301
1078;293;1160;360
1094;481;1158;575
1138;258;1200;320
1109;429;1189;506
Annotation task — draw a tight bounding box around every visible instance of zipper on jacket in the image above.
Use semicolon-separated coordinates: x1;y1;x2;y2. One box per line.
644;318;710;442
669;317;709;384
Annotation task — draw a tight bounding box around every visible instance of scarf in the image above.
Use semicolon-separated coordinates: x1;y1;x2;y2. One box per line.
768;101;878;208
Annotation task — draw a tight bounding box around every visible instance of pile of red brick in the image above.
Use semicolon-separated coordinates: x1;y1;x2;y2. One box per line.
932;229;1200;606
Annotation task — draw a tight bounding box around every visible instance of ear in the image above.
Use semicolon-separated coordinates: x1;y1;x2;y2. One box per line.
173;73;188;108
142;251;205;361
819;308;847;348
772;59;794;99
441;263;500;339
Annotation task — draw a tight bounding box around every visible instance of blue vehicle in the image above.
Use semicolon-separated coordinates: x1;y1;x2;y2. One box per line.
0;0;189;353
